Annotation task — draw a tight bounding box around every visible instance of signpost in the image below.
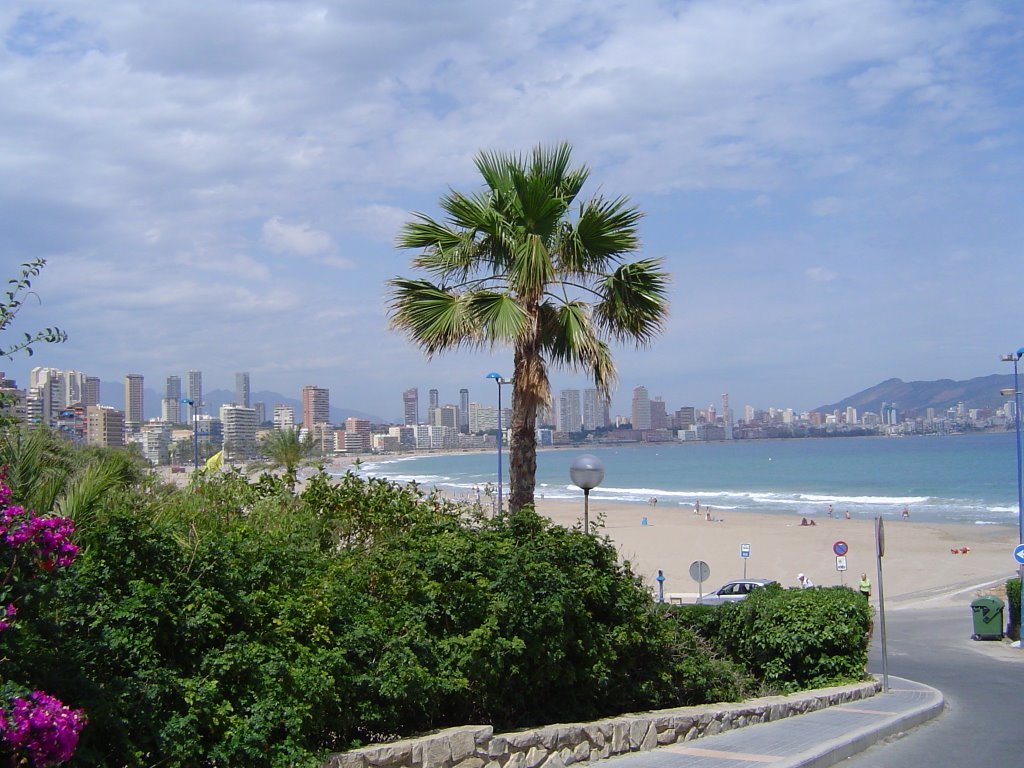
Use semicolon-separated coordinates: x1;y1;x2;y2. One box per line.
689;560;710;602
740;543;751;578
833;541;848;585
656;569;665;603
875;517;889;692
1014;544;1024;565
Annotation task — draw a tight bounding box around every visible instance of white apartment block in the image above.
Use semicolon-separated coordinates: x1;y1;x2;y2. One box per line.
273;404;296;430
557;389;581;433
220;405;259;459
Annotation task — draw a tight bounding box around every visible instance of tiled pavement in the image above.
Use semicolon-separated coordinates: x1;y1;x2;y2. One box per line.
601;677;943;768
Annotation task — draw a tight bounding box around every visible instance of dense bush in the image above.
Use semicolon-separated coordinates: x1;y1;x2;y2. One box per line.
32;468;753;766
669;585;872;694
1007;577;1022;640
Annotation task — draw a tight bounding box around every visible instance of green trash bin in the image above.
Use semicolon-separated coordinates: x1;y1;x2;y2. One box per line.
971;596;1005;641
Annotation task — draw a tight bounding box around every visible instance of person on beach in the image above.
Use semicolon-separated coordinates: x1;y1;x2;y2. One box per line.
694;499;701;516
859;573;871;599
902;506;910;521
797;573;814;588
844;510;851;520
827;504;834;518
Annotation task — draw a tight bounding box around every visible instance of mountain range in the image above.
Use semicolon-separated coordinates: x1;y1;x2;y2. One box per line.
99;383;384;424
815;374;1014;416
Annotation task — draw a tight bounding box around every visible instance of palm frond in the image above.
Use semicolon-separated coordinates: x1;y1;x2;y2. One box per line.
467;291;530;344
387;278;485;355
594;258;671;345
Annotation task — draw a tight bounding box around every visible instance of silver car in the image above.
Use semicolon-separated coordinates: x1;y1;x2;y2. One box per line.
696;578;777;606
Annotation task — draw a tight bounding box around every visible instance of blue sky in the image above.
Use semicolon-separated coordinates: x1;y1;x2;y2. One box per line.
2;1;1022;423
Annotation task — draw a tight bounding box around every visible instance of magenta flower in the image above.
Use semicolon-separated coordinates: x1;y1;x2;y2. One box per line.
1;691;87;766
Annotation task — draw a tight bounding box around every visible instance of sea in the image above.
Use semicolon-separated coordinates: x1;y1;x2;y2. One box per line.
350;432;1020;527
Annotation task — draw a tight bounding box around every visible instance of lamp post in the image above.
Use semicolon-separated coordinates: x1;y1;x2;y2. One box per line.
570;454;605;533
181;397;199;470
1001;347;1024;639
485;372;510;514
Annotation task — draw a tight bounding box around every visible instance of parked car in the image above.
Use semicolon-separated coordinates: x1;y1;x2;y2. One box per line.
695;578;777;606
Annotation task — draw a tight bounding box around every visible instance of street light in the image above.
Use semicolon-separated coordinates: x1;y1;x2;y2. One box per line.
1001;348;1024;641
570;453;605;533
181;397;199;470
485;372;510;514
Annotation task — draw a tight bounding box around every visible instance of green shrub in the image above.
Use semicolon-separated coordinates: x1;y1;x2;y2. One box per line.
1007;578;1022;639
714;586;872;693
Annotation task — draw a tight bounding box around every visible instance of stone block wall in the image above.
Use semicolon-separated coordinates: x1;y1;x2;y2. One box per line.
325;678;881;768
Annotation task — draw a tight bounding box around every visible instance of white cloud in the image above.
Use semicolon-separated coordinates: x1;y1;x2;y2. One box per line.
261;217;335;257
805;267;839;284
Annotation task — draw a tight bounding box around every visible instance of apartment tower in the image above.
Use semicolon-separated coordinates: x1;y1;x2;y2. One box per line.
302;385;330;427
123;374;144;433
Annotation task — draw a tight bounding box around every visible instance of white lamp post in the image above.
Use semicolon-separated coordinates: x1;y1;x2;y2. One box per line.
570;454;605;533
1001;347;1024;641
485;372;510;514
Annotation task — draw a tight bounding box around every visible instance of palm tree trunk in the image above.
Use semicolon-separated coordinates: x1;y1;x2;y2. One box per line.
509;345;541;512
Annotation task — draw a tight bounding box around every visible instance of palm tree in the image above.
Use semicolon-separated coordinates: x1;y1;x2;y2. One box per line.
389;142;670;512
258;427;317;492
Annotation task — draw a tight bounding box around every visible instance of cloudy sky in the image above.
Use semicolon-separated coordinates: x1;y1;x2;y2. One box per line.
2;0;1021;422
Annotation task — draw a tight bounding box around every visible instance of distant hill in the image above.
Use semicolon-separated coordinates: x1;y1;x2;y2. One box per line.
816;374;1013;416
99;382;384;424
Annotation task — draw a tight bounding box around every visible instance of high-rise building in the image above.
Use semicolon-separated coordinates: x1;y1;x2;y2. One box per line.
235;372;251;407
433;404;459;429
721;393;732;427
187;370;203;408
28;367;63;427
582;389;607;431
459;388;469;433
343;417;372;453
403;388;419;425
631;386;651;430
273;404;295;430
124;374;144;432
253;401;266;425
674;406;696;429
650;397;668;430
220;404;258;459
83;376;101;407
62;370;87;407
87;405;125;447
428;388;439;425
163;375;182;424
301;385;330;427
557;389;582;433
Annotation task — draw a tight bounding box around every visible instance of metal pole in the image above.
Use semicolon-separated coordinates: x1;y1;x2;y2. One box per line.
193;404;199;469
584;488;590;532
496;381;503;516
1015;355;1023;639
875;516;889;692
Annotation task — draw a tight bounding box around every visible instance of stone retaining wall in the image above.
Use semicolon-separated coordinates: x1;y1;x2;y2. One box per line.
325;678;881;768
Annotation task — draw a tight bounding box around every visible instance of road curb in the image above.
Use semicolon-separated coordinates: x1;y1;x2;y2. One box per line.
782;676;945;768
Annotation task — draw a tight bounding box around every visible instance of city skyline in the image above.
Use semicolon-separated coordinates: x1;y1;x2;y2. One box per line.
2;2;1022;419
5;362;1009;429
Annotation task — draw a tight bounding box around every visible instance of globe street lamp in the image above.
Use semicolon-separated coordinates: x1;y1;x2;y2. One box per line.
485;372;510;514
1001;347;1024;637
181;397;199;470
570;454;605;533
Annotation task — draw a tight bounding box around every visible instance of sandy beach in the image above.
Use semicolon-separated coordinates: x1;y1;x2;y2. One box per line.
534;497;1018;609
157;459;1019;609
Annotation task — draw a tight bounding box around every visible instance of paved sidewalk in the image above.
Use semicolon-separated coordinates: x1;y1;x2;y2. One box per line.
602;676;943;768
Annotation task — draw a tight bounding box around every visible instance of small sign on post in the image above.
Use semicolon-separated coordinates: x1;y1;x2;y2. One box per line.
836;555;848;571
740;543;751;578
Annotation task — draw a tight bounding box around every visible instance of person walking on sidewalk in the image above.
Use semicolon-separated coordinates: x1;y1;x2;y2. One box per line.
859;572;872;599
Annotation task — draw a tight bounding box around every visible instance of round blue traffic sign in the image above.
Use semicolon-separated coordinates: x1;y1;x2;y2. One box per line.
1014;544;1024;565
833;540;849;557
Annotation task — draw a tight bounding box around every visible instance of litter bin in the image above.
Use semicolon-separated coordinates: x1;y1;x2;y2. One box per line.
971;596;1005;641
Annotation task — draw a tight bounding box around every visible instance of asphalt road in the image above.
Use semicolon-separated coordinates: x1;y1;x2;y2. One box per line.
843;588;1024;767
